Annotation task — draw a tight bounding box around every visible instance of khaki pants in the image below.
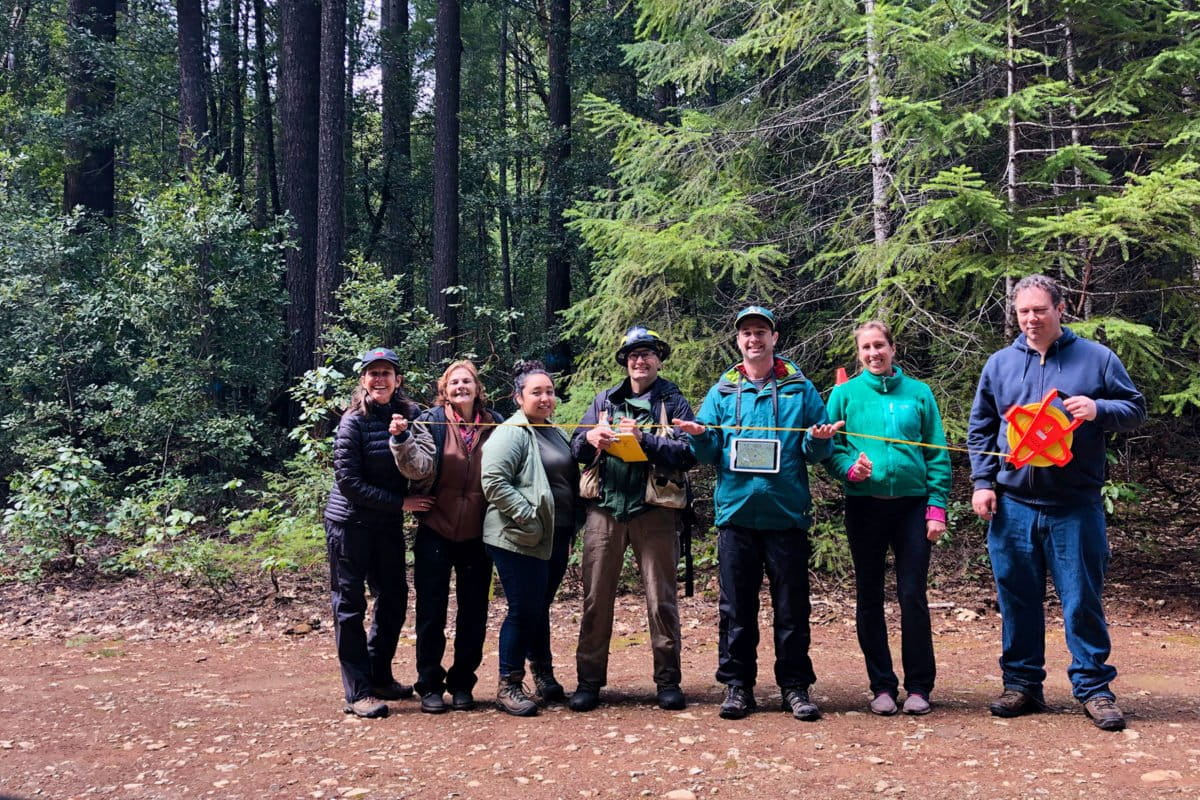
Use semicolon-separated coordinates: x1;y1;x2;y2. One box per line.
574;506;682;689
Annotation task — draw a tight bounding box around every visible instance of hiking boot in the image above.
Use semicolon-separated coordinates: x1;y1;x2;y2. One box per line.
902;693;931;715
869;692;898;716
420;691;448;714
496;673;538;717
1082;695;1126;731
988;688;1045;718
530;662;566;704
371;681;414;701
656;684;686;711
343;696;388;718
718;685;756;720
568;684;600;712
449;689;476;711
782;686;821;721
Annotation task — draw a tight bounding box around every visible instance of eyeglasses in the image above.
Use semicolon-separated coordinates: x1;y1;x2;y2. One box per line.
626;350;657;362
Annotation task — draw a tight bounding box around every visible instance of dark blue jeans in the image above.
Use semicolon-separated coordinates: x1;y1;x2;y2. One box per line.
488;524;574;676
716;525;816;690
988;493;1115;702
845;495;934;697
325;519;408;702
413;526;492;695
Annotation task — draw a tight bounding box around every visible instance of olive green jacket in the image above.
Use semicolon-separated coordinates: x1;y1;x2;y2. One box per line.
480;409;572;559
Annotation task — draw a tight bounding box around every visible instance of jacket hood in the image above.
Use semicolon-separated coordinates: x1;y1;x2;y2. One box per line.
1009;326;1078;380
609;375;685;404
717;357;808;394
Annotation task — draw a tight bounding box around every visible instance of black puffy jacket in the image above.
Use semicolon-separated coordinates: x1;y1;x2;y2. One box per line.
324;396;422;526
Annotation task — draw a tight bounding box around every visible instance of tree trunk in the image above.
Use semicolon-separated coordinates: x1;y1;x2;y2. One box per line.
176;0;209;165
232;0;247;191
380;0;413;302
279;0;321;386
316;0;346;340
498;8;514;333
1004;0;1017;337
215;0;238;172
864;0;888;250
252;0;280;224
63;0;116;217
431;0;461;362
544;0;571;373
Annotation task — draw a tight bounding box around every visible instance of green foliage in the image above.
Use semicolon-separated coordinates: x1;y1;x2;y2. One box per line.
1;445;108;579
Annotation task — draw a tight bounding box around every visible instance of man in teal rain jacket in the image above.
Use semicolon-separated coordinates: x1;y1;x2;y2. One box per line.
674;306;843;721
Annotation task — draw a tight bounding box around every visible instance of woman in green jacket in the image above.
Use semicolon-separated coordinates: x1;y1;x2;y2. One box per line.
826;321;952;717
481;360;579;716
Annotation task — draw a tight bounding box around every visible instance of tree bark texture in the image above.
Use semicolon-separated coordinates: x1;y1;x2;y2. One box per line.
63;0;116;217
431;0;461;362
864;0;888;250
252;0;280;224
279;0;321;382
176;0;209;165
380;0;413;300
544;0;571;373
316;0;346;338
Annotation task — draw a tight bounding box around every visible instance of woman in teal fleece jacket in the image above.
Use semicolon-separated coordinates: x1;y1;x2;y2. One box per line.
826;321;952;717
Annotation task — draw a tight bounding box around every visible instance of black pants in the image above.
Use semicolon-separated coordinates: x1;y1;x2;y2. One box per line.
845;495;935;697
413;526;492;695
716;525;815;690
325;519;408;703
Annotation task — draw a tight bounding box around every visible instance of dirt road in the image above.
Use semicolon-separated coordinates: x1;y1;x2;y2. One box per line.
1;585;1198;800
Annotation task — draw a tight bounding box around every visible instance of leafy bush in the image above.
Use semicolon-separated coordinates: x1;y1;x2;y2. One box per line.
1;445;109;579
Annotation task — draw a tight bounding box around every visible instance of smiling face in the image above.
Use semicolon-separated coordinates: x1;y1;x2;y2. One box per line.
360;362;399;406
856;327;896;376
518;373;556;423
444;366;479;412
736;319;778;366
1014;286;1065;354
624;348;661;386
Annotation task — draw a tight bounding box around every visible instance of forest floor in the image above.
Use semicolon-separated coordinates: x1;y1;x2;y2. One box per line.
2;455;1199;800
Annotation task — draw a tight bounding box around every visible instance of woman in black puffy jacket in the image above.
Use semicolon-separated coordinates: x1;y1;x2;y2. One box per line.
323;347;434;718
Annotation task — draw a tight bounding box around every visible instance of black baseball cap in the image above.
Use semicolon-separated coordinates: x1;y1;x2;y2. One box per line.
359;347;402;371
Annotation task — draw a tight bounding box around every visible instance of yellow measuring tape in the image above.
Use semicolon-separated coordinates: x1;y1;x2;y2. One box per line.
398;418;1011;459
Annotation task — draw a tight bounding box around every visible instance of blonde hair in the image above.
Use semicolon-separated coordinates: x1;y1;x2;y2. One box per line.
436;360;489;409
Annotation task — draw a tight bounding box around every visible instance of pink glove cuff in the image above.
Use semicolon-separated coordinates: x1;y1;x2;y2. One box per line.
925;506;946;523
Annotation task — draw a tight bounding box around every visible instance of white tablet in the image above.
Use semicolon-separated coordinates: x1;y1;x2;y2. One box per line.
730;437;781;473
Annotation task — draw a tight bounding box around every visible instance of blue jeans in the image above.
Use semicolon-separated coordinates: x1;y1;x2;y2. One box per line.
987;493;1115;702
487;525;575;676
325;519;407;702
716;525;815;690
845;495;934;697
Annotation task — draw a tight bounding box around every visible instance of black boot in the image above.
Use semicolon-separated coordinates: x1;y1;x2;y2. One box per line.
530;662;566;704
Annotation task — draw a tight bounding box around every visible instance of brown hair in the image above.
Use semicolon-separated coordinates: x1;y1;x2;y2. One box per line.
436;360;489;409
853;320;895;347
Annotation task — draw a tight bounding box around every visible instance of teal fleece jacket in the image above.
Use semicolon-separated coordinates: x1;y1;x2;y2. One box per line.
689;357;833;531
825;366;952;508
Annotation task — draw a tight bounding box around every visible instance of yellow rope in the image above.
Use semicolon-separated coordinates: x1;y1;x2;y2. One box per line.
400;418;1011;459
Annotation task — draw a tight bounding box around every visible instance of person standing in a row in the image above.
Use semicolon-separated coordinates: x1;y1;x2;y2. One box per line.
969;274;1145;731
826;321;951;716
676;307;842;722
324;347;434;718
481;361;581;716
568;327;697;712
399;360;504;714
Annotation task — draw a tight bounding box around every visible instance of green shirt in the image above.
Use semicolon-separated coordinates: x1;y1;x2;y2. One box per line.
597;393;652;522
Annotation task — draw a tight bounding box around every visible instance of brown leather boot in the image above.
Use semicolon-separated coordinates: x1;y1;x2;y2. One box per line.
496;672;538;717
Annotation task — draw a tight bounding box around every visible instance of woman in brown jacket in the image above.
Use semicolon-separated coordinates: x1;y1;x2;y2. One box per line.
394;360;503;714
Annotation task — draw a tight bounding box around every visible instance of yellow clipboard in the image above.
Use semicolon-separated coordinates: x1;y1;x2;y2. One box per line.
604;433;648;463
